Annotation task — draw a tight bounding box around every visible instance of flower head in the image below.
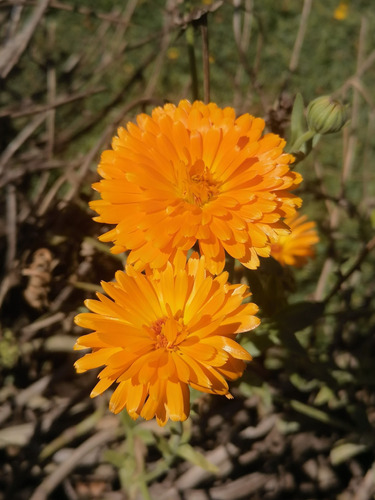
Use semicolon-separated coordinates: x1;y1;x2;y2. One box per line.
74;253;259;426
270;214;319;268
333;1;349;20
307;95;348;135
91;100;302;274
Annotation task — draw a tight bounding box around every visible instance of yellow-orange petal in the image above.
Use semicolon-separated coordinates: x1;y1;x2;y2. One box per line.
166;380;189;422
74;254;259;425
90;100;302;271
270;213;319;267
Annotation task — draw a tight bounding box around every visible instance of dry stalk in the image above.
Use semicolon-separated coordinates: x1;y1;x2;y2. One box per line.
314;16;368;301
0;113;47;175
29;428;120;500
0;87;106;119
144;0;175;99
0;0;49;78
5;184;17;272
289;0;312;72
201;12;210;104
232;0;253;109
2;0;138;26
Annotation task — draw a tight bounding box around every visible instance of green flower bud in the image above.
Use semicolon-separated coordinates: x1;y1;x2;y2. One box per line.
306;95;348;135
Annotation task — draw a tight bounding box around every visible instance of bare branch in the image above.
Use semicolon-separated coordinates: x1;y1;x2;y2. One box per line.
0;0;49;78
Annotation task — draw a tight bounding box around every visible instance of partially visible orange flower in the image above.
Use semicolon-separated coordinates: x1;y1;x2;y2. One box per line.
333;1;349;20
270;214;319;268
91;100;302;275
74;253;259;426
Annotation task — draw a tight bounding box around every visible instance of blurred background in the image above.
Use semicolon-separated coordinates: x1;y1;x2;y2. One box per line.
1;1;375;499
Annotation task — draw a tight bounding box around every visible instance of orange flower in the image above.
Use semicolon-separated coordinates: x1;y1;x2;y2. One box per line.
74;253;259;426
333;1;349;20
270;214;319;268
91;100;302;274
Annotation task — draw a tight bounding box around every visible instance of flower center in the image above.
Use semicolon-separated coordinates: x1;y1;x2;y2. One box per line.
180;159;219;207
149;316;188;350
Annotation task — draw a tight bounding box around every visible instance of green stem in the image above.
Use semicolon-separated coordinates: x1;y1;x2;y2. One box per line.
289;129;315;152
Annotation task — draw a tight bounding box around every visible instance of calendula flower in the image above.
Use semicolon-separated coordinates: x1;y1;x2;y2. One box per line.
74;253;259;426
333;1;349;20
91;100;302;274
270;214;319;268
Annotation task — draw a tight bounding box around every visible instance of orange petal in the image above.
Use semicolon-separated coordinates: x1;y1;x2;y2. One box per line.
166;380;190;421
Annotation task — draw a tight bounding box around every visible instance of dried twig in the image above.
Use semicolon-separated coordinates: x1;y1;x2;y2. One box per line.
4;3;24;39
0;87;106;118
0;0;50;78
0;159;80;189
232;0;253;109
144;0;175;98
29;428;120;500
0;375;51;426
1;0;137;26
314;16;367;301
186;22;199;101
232;0;266;113
59;96;163;206
200;13;210;104
20;311;65;340
324;235;375;302
0;113;47;175
288;0;312;72
46;23;56;160
54;51;159;151
5;184;17;271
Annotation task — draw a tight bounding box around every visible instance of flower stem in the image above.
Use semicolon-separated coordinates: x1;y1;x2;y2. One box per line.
289;129;315;152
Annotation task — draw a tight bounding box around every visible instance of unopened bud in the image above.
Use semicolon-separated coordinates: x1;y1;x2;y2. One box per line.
306;95;348;135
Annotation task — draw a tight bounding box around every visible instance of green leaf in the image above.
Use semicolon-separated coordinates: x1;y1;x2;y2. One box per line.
331;369;355;384
289;373;319;392
134;428;156;446
330;442;369;465
103;449;128;468
290;399;352;432
289;93;307;146
154;434;173;459
314;385;336;406
176;443;219;474
370;209;375;228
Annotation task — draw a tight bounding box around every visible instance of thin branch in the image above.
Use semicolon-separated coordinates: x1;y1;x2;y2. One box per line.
289;0;312;72
1;0;137;26
0;0;50;78
0;87;106;118
314;16;367;301
5;184;17;271
29;428;121;500
324;236;375;302
59;97;164;206
144;0;174;98
233;0;253;109
200;13;210;103
46;22;56;160
0;113;47;174
186;23;199;101
0;159;80;188
231;0;267;113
